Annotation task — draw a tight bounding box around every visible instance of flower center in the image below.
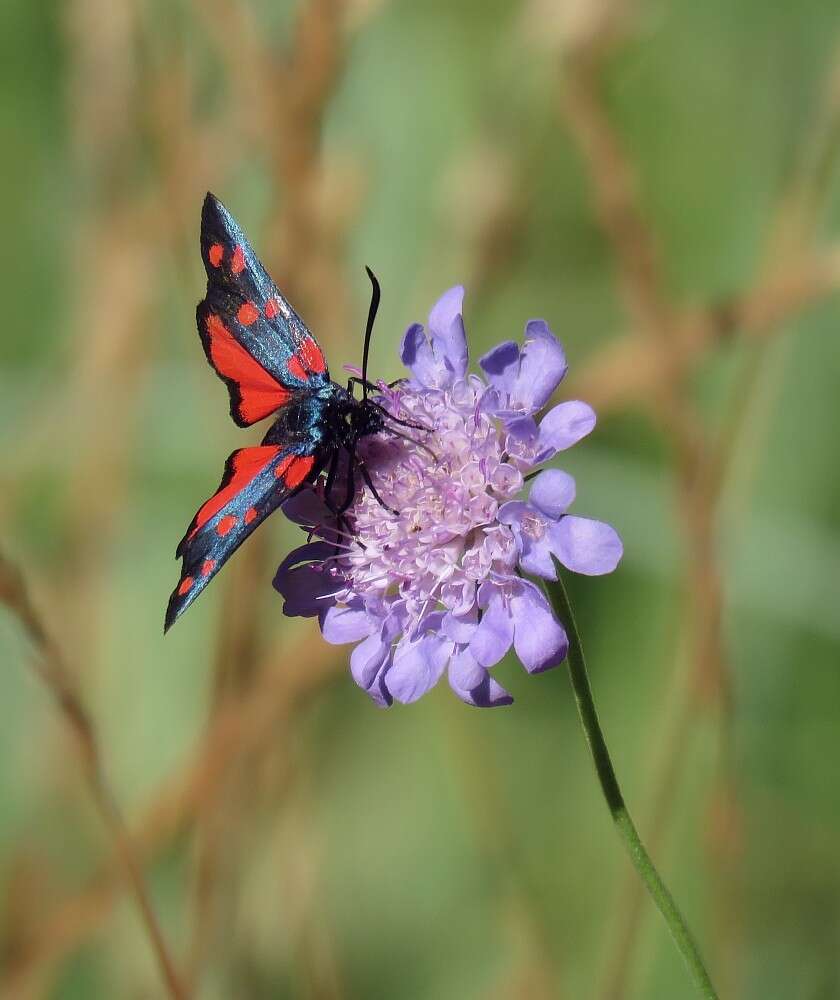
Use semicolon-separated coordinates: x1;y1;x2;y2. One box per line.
337;380;524;627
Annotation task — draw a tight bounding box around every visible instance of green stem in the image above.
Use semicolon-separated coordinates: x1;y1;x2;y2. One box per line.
544;571;719;1000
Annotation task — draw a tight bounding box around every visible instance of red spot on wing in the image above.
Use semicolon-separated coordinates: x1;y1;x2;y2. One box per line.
231;245;246;274
208;243;224;267
205;314;291;423
189;446;281;538
284;455;315;489
244;507;257;524
274;455;294;479
217;515;238;536
237;302;259;326
300;337;326;374
286;338;326;382
178;576;194;596
201;559;216;577
287;355;307;381
265;298;279;319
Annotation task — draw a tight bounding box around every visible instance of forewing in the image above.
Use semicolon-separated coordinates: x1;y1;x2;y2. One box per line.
165;443;323;631
197;192;330;426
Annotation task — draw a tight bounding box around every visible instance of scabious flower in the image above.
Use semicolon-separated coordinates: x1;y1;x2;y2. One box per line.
274;287;622;707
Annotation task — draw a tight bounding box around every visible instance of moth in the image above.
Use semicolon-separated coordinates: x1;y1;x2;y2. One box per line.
165;194;414;631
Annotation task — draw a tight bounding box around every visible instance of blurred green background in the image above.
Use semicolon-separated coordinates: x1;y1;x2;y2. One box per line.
2;0;840;997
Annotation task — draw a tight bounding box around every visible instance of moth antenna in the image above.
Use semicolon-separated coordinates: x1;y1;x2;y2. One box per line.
361;266;381;400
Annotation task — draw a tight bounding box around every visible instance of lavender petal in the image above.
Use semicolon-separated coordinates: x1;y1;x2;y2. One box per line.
428;285;468;380
387;634;451;703
449;665;514;708
479;340;519;394
509;580;568;673
321;602;375;644
513;320;567;413
529;468;576;520
400;322;442;388
549;516;623;575
448;646;486;691
537;400;596;456
350;631;392;691
442;605;479;643
469;586;514;667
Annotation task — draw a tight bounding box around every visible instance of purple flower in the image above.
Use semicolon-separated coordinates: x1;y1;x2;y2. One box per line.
274;288;622;708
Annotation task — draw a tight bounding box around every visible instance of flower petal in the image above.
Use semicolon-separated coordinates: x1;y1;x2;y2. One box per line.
449;652;514;708
368;673;394;708
479;340;519;394
549;516;623;576
496;500;529;525
512;320;567;413
273;543;341;616
442;605;479;643
350;631;391;691
282;488;331;528
529;468;576;520
537;400;596;457
469;587;514;667
428;285;468;380
321;602;376;644
497;501;556;579
509;580;568;673
401;287;468;389
472;676;514;707
400;322;442;388
518;535;557;580
449;647;485;691
505;413;538;446
387;634;451;703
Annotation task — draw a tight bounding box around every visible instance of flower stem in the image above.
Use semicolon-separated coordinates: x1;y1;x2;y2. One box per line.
544;571;719;1000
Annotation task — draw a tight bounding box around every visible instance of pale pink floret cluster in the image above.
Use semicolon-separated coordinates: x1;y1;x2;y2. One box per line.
346;379;524;628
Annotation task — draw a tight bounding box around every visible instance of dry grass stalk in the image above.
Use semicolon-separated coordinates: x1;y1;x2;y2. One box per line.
0;620;343;995
0;550;189;1000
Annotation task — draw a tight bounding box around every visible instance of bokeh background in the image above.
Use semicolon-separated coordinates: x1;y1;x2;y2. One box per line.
2;0;840;997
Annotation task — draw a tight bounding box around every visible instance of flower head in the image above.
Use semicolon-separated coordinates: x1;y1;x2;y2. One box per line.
274;287;622;707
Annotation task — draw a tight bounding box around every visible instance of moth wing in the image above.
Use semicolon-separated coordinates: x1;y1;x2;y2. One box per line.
197;193;330;427
165;443;322;631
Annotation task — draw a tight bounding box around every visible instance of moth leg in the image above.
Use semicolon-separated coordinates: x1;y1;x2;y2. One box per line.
318;450;350;552
371;402;431;433
347;376;408;395
337;458;356;516
323;449;340;505
357;460;399;516
319;458;357;550
346;376;377;396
